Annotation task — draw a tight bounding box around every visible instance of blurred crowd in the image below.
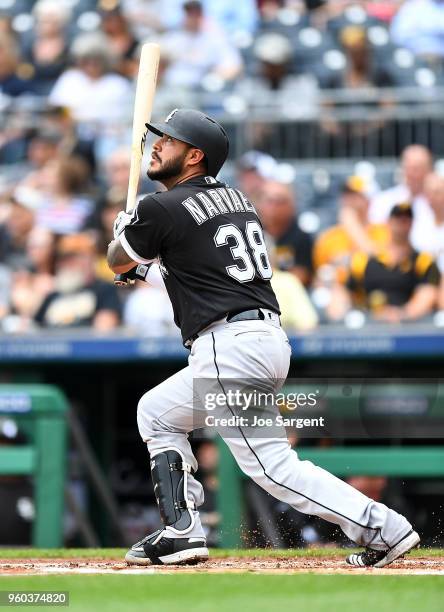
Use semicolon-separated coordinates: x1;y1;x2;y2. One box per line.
1;0;444;335
240;144;444;328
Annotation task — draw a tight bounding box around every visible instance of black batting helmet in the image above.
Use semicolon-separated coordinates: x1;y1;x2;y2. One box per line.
145;108;229;177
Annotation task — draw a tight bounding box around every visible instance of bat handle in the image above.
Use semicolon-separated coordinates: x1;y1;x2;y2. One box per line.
114;273;136;287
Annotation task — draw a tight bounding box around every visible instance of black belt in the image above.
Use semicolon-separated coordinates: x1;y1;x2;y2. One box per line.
185;309;278;348
227;308;265;322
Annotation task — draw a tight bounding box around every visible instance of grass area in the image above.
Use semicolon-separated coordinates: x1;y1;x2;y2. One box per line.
0;574;443;612
0;547;443;559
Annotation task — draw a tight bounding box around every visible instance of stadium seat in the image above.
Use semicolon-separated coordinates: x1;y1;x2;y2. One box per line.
388;47;421;87
327;3;382;42
292;27;337;76
0;0;30;17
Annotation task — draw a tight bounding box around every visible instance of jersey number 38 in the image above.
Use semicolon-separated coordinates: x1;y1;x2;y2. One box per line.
214;221;272;283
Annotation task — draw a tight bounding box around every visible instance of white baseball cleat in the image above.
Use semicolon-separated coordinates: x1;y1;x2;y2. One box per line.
346;530;420;568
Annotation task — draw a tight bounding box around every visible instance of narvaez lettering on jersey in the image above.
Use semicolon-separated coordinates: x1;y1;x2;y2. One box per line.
182;187;256;225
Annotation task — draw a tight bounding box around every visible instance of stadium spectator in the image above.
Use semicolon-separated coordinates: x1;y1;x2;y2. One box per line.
0;33;35;97
36;105;97;173
250;32;294;90
23;0;71;96
94;189;126;283
271;267;319;331
27;226;56;275
7;227;56;331
366;1;403;22
104;147;132;194
320;25;395;142
144;49;197;118
150;0;259;36
236;151;277;203
420;173;444;310
160;1;243;90
198;0;258;37
34;233;121;330
123;264;177;337
369;145;434;223
0;14;13;37
14;128;61;197
328;203;440;322
0;196;35;269
26;128;60;172
391;0;444;66
0;204;54;331
0;264;9;321
256;180;313;286
258;0;291;25
35;156;93;236
119;0;170;39
314;175;390;283
99;3;138;79
411;172;444;274
235;31;318;116
49;32;132;125
322;25;395;89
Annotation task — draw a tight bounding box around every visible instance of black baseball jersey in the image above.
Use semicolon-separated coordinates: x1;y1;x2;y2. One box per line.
119;175;280;343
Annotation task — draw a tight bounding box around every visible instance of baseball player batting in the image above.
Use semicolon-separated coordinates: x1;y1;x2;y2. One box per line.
107;108;419;568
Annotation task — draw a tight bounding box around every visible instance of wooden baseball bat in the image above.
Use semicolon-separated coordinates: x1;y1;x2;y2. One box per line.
114;42;160;286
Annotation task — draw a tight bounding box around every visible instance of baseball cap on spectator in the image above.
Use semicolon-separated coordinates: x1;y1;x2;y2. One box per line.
342;175;371;196
253;33;293;65
56;234;96;258
389;203;413;218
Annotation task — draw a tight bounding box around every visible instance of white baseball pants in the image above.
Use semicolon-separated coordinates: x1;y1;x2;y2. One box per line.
137;316;412;549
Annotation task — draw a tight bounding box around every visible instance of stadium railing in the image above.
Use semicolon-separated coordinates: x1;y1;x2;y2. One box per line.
2;86;444;165
0;385;68;547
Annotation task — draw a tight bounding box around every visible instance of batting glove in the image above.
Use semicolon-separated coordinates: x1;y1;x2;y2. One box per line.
122;264;153;284
113;210;134;239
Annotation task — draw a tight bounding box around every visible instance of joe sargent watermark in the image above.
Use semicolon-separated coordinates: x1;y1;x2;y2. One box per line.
192;377;444;439
203;389;324;429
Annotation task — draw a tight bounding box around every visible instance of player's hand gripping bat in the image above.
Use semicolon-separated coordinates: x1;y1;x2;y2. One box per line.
114;42;160;286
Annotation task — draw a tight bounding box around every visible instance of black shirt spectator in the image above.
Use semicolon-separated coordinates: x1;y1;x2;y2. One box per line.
347;249;440;310
34;234;122;331
275;218;313;275
256;179;313;285
35;279;122;328
328;203;440;323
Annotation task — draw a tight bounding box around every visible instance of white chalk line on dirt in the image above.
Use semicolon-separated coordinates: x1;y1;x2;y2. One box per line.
1;566;444;576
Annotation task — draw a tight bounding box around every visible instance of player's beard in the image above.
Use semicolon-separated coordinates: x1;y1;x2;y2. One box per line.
147;150;187;182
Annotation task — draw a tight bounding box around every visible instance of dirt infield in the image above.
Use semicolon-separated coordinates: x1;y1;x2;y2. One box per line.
1;555;444;576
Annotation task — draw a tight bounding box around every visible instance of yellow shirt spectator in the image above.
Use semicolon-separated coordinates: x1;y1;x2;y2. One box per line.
314;223;389;283
271;269;318;332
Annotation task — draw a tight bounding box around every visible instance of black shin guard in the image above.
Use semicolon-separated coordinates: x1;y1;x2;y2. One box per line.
150;449;196;534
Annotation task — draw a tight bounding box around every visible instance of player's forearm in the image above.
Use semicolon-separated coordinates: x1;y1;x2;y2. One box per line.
107;239;135;274
402;285;438;320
